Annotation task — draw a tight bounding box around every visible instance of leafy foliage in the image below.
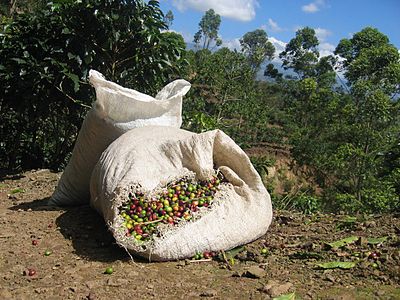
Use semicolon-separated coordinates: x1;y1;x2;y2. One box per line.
240;29;275;72
279;27;319;79
335;27;400;94
193;9;222;50
182;47;287;149
0;0;185;170
316;261;357;270
250;156;276;178
163;10;174;28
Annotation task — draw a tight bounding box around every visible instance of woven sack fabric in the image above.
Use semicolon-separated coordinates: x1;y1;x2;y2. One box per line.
50;70;190;206
90;126;272;261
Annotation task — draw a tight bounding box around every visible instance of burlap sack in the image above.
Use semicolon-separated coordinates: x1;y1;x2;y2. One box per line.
90;126;272;261
49;70;190;206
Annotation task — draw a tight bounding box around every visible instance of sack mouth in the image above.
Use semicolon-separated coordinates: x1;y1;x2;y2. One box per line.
88;70;190;123
108;169;231;259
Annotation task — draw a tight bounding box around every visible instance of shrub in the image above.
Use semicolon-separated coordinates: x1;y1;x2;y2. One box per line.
0;0;185;170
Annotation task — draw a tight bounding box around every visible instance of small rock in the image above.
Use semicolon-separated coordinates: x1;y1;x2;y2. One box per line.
246;251;257;261
364;220;376;228
373;269;382;276
232;271;242;277
259;280;293;297
87;291;97;300
277;216;292;225
176;261;186;268
69;287;77;293
107;278;128;287
301;241;315;250
200;289;217;297
243;266;266;279
325;274;336;282
86;280;102;289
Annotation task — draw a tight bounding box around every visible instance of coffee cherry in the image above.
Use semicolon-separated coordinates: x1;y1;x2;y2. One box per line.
119;172;226;243
27;268;36;276
369;252;380;260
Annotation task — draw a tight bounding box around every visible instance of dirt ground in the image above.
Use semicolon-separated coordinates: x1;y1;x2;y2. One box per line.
0;169;399;300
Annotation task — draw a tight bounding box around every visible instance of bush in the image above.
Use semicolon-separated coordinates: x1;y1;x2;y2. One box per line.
325;180;398;213
292;194;321;214
250;156;276;178
0;0;185;170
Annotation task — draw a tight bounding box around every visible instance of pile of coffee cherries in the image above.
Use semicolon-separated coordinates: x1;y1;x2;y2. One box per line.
119;171;226;242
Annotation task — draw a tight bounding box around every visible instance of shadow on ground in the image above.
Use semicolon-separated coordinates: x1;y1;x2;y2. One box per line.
10;197;57;211
11;198;134;263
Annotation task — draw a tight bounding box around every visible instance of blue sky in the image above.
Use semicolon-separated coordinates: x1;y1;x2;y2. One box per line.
159;0;400;57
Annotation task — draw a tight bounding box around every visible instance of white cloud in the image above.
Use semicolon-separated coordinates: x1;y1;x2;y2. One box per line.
219;36;287;57
266;18;283;33
319;42;335;57
269;36;287;56
314;27;331;42
302;0;325;13
268;35;335;59
302;3;318;13
171;0;258;22
218;35;337;70
221;38;242;51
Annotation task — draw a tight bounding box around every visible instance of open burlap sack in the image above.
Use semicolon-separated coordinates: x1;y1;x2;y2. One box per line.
90;126;272;261
49;70;190;206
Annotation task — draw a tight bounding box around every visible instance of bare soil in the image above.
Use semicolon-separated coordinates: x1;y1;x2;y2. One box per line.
0;169;399;299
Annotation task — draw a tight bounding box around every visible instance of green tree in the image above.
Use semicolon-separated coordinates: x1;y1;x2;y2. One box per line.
272;26;336;85
0;0;47;16
240;29;275;72
0;0;186;170
193;9;222;50
183;47;287;149
335;27;400;95
331;27;400;208
279;27;319;79
184;48;255;126
379;134;400;206
287;27;400;212
163;9;174;28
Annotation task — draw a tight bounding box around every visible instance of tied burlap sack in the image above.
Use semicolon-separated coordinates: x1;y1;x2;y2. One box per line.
90;126;272;261
49;70;190;206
